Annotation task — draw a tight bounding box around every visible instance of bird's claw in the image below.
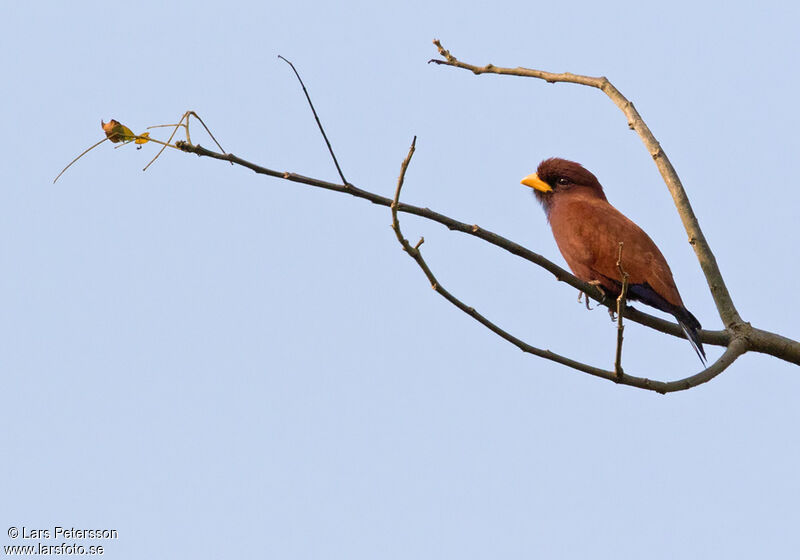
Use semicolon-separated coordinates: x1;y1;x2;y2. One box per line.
587;280;607;302
578;291;594;310
579;281;610;312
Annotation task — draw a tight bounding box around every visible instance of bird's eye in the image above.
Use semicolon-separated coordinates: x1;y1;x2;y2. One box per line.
556;177;570;186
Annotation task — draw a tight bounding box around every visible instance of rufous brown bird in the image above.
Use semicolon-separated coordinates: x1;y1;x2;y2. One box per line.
521;158;706;363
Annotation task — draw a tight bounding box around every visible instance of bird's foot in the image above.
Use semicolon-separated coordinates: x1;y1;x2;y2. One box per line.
578;291;594;310
580;281;611;313
587;280;607;302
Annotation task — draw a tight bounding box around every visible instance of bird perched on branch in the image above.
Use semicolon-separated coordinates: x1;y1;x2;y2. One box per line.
521;158;706;363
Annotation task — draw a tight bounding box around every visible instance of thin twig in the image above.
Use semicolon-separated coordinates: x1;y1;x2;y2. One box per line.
143;111;227;172
53;137;108;183
390;137;418;247
143;112;189;171
614;242;630;377
429;39;742;330
278;55;348;186
186;112;227;155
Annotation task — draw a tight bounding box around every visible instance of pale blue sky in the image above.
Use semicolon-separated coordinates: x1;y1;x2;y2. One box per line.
2;1;799;558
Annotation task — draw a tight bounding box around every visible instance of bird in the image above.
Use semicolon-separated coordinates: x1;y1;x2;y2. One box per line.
520;158;706;364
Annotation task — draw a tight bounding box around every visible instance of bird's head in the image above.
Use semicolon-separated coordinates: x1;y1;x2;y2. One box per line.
521;158;607;214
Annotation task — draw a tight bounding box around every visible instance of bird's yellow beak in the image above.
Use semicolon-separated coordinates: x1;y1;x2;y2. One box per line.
520;173;552;193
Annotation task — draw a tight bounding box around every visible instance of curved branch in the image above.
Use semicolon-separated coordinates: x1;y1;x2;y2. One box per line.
429;39;742;330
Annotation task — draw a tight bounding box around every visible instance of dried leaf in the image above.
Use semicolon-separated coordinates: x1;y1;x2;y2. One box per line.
101;119;136;143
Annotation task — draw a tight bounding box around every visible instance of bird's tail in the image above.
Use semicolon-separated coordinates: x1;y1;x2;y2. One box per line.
624;282;707;365
675;308;706;365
